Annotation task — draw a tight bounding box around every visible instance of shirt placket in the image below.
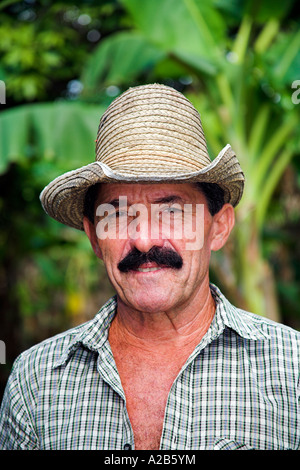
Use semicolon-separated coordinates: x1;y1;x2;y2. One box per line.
97;341;135;450
160;315;225;450
160;377;192;450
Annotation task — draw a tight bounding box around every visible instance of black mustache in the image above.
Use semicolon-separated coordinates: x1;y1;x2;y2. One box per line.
118;246;183;273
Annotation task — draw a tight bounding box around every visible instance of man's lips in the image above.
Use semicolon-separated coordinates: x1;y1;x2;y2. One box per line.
134;263;165;273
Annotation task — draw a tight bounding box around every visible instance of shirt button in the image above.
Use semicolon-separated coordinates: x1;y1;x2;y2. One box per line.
123;443;132;450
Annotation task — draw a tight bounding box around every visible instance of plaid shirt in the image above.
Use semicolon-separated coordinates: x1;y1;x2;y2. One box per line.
0;284;299;450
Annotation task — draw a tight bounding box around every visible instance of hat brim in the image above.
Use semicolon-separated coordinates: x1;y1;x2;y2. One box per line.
40;144;244;231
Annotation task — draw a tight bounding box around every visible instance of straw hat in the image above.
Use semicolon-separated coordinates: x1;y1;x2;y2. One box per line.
40;83;245;230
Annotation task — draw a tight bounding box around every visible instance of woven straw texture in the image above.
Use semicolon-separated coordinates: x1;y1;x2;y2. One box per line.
40;84;245;230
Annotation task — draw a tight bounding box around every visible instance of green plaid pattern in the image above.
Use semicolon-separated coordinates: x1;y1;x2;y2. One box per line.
0;284;299;450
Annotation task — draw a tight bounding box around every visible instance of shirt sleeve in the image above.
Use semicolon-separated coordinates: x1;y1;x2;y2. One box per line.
0;357;39;450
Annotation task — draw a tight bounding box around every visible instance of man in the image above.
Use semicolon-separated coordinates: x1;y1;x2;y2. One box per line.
0;84;299;450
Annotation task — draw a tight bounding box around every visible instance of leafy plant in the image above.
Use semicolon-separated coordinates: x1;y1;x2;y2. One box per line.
0;0;299;383
78;0;300;320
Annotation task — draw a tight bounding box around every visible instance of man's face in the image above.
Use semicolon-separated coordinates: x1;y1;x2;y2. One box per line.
84;183;234;314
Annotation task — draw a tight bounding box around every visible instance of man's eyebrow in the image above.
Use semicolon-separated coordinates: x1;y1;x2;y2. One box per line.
153;195;184;204
105;198;121;208
103;195;185;206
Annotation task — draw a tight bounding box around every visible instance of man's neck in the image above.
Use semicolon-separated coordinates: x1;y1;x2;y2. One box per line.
109;283;216;356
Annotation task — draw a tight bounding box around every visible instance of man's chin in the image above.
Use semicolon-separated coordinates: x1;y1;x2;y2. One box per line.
118;292;176;314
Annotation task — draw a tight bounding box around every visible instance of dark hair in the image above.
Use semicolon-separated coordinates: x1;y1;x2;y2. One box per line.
83;181;225;224
194;182;225;215
83;183;101;223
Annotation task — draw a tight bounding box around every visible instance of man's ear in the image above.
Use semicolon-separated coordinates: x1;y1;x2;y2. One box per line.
210;203;235;252
83;216;103;260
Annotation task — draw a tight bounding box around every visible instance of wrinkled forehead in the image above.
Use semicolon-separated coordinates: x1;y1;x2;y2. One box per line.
94;182;206;205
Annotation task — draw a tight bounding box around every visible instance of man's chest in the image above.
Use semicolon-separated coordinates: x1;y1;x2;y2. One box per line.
111;347;182;450
38;336;298;450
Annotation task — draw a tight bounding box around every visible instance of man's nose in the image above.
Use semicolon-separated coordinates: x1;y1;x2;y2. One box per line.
128;207;164;253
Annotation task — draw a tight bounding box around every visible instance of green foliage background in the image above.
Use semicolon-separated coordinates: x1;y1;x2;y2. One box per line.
0;0;300;399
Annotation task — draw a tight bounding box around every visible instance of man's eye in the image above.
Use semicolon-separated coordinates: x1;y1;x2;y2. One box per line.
162;205;183;214
101;210;126;220
116;211;127;218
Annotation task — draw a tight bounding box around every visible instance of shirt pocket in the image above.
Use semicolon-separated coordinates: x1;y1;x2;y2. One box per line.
213;438;254;450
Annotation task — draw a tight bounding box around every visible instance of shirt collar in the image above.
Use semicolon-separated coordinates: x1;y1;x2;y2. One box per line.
210;284;270;341
54;284;270;368
53;296;117;368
